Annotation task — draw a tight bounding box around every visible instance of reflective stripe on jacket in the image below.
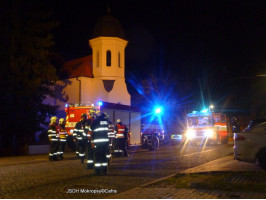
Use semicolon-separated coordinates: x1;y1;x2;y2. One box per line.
73;120;89;140
48;123;59;142
116;124;126;138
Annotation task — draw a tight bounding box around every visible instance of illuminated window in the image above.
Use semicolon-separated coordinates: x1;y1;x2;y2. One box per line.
96;51;99;68
106;50;111;66
118;52;121;68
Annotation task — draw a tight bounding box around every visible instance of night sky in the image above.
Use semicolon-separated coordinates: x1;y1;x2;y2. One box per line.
28;0;266;110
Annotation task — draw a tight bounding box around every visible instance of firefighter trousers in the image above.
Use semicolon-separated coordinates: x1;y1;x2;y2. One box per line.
93;142;109;168
86;140;94;168
114;138;128;156
58;141;66;158
49;141;59;160
77;139;86;160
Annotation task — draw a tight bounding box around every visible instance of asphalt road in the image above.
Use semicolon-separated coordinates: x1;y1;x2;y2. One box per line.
0;142;234;198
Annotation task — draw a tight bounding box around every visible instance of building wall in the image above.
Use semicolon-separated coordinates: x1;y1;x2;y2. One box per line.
56;76;130;112
108;77;131;105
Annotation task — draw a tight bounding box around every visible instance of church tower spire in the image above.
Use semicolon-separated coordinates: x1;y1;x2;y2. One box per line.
88;13;130;105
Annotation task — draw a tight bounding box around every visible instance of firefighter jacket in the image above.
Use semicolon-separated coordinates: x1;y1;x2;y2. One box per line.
73;120;89;141
86;118;94;140
58;124;67;142
48;123;59;142
108;123;115;139
115;123;128;139
91;114;109;144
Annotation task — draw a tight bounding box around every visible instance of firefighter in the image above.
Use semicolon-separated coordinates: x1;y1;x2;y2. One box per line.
58;118;67;160
73;113;89;164
47;116;59;161
107;120;115;162
231;117;241;133
115;119;129;157
91;111;110;175
86;109;95;169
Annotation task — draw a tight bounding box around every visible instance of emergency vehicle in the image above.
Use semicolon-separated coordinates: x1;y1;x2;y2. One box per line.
184;110;228;144
141;107;165;150
141;123;165;150
64;103;100;136
64;101;142;146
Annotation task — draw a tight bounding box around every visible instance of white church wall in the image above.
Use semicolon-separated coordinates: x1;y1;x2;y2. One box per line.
108;78;131;106
90;78;109;103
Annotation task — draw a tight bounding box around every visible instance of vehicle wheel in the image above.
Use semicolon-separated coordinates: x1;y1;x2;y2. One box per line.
257;149;266;170
150;137;159;150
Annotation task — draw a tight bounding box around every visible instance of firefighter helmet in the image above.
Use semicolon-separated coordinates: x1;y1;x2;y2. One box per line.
117;119;121;123
81;113;87;119
89;109;96;113
59;118;65;125
50;116;57;124
231;117;237;123
96;111;101;117
103;112;109;119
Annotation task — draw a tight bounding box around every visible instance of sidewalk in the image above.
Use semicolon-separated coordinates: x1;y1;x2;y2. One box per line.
109;154;266;199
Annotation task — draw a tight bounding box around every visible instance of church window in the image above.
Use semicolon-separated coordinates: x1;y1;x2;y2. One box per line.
118;52;121;68
106;50;111;66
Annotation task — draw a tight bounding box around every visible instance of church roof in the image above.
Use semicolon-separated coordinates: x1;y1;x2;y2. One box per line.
92;14;126;39
63;55;93;78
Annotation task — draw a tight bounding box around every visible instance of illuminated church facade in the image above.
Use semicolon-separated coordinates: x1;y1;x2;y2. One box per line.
55;13;131;112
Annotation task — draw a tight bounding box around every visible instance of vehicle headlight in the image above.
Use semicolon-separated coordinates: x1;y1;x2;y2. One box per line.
70;129;74;134
204;129;214;137
186;129;196;139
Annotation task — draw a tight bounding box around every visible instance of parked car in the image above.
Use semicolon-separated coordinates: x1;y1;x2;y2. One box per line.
234;120;266;170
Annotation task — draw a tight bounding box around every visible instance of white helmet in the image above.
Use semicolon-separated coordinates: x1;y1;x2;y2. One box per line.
117;119;121;123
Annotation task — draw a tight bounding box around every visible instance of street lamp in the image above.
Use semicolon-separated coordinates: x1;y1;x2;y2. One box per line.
209;105;214;112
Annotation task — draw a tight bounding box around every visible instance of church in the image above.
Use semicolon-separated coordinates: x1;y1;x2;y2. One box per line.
55;12;131;112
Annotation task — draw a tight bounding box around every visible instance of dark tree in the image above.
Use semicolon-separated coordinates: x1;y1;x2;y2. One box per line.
0;0;59;155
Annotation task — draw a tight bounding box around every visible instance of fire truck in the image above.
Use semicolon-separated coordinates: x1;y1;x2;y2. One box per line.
64;102;142;147
64;103;100;136
184;110;229;145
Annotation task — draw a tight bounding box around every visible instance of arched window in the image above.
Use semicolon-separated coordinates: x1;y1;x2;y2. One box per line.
96;51;99;68
106;50;111;66
118;52;121;68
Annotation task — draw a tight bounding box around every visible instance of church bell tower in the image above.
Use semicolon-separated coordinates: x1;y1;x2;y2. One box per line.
89;13;131;105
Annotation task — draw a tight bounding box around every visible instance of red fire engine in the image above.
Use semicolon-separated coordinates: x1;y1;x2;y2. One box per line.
64;103;100;136
184;110;229;144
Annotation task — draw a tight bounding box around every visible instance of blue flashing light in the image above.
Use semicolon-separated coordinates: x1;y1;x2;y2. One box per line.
97;101;103;106
65;104;68;108
192;110;197;113
155;108;161;114
201;109;208;113
154;106;163;115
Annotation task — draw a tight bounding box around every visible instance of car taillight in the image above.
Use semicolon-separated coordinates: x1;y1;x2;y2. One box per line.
234;134;245;141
